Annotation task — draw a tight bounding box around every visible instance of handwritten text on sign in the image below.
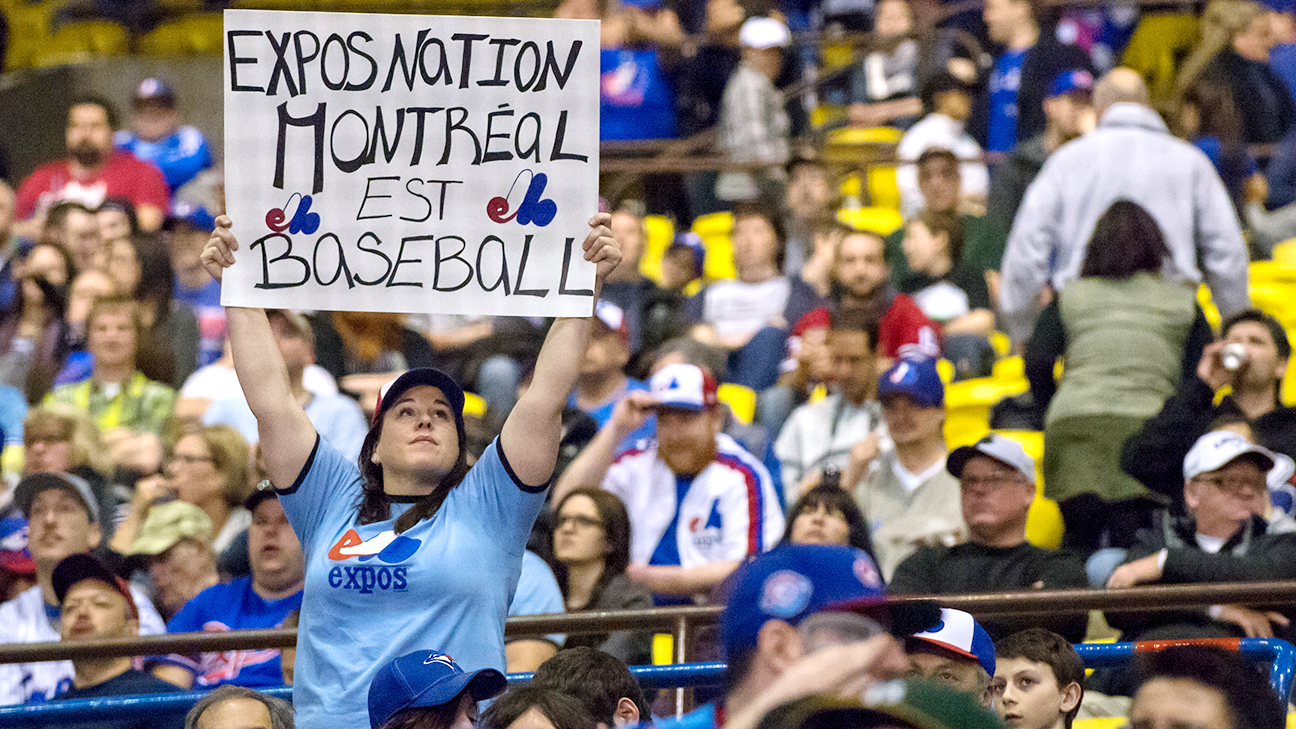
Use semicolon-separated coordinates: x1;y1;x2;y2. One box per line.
221;10;600;316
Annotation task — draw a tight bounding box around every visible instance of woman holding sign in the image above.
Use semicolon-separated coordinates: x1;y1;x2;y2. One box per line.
200;213;621;729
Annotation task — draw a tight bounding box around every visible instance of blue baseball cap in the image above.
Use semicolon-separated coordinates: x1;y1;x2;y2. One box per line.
877;358;944;408
1046;69;1094;98
372;368;466;428
720;545;940;659
368;651;507;729
163;202;216;233
909;609;995;677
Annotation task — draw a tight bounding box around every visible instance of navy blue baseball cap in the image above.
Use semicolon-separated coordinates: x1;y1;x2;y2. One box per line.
877;358;944;408
163;202;216;233
720;545;940;659
1046;69;1094;98
368;651;507;729
372;368;466;427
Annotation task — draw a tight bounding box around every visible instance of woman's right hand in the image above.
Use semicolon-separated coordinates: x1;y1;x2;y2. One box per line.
133;473;176;508
200;215;239;282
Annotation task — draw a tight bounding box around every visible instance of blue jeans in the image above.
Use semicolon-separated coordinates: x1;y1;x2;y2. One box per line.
728;327;788;390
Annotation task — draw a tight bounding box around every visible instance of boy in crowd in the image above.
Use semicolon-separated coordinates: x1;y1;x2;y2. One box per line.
992;629;1085;729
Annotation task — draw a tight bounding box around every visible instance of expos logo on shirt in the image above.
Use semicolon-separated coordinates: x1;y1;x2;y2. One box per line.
325;529;422;594
687;500;724;555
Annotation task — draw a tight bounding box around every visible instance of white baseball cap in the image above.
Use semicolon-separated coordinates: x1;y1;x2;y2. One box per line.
739;17;791;49
947;433;1035;483
1183;430;1277;482
649;363;718;411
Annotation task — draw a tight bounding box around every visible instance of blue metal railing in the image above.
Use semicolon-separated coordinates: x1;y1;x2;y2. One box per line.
0;640;1288;726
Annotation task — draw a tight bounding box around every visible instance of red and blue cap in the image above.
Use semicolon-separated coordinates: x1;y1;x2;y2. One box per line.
0;516;34;575
877;358;944;408
909;608;996;677
163;202;216;233
372;368;466;427
649;363;718;411
720;545;940;659
368;651;507;729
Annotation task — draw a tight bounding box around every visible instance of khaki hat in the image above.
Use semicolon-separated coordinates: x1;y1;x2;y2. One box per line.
127;501;212;556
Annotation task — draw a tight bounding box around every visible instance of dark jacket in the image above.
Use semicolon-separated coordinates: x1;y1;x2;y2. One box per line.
1121;376;1296;503
888;540;1089;642
986;135;1049;232
1104;511;1296;637
1202;48;1296;145
970;34;1094;149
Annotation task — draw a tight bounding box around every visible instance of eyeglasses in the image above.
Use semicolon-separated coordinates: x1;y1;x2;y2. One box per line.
556;515;604;530
170;453;214;466
25;434;71;447
960;473;1025;492
1191;476;1266;498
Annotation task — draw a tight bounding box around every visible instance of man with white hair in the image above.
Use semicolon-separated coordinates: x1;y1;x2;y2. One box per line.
1000;68;1249;343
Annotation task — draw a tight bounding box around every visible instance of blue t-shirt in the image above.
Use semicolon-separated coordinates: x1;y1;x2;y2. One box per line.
987;47;1029;154
0;385;26;446
280;435;545;729
165;576;303;688
115;126;213;192
601;49;677;141
508;550;565;646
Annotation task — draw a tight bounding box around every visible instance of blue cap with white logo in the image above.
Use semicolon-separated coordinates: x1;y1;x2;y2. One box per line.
368;650;507;729
877;358;944;408
720;545;940;659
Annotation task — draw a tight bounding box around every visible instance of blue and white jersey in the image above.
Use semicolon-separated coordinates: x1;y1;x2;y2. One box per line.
165;576;302;688
279;435;545;729
603;433;784;570
115;126;212;191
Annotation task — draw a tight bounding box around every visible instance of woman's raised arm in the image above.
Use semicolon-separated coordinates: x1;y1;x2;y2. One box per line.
202;216;318;489
499;213;621;487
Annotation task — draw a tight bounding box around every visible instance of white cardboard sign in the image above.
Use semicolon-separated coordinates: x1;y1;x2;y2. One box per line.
221;9;600;316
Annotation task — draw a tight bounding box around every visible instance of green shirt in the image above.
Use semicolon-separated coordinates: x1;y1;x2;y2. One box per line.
883;213;1007;293
45;371;177;436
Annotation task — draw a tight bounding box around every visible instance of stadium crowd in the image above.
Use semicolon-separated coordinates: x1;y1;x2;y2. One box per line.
1;0;1296;726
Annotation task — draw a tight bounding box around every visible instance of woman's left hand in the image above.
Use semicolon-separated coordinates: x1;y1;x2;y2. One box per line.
584;213;622;286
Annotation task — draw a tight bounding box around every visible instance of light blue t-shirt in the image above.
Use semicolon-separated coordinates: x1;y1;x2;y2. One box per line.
280;435;546;729
508;550;566;647
204;392;368;463
987;47;1028;154
0;385;27;446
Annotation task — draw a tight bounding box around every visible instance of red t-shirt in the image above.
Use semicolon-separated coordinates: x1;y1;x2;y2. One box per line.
879;292;941;360
15;151;170;220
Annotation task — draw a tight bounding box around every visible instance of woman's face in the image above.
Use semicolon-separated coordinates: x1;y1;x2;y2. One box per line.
902;221;946;274
553;494;609;565
97;209;132;247
19;245;69;307
24;421;76;474
371;385;461;484
790;501;852;546
170;435;223;507
104;238;141;294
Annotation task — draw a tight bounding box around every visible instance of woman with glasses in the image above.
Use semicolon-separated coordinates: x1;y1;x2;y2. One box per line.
550;488;652;665
109;424;252;561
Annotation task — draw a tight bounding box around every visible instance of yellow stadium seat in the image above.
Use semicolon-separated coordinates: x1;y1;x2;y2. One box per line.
944;378;1031;448
837;207;904;237
992;354;1024;382
717;383;757;425
1;444;24;482
827;127;905;146
866;165;901;211
139;13;225;56
33;20;129;66
639;214;675;285
1249;261;1296;331
462;392;487;418
1026;495;1064;549
841;173;863;202
1120;13;1201;104
690;211;736;281
936;359;955;384
1074;717;1127;729
4;0;55;68
1272;238;1296;266
990;331;1013;359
